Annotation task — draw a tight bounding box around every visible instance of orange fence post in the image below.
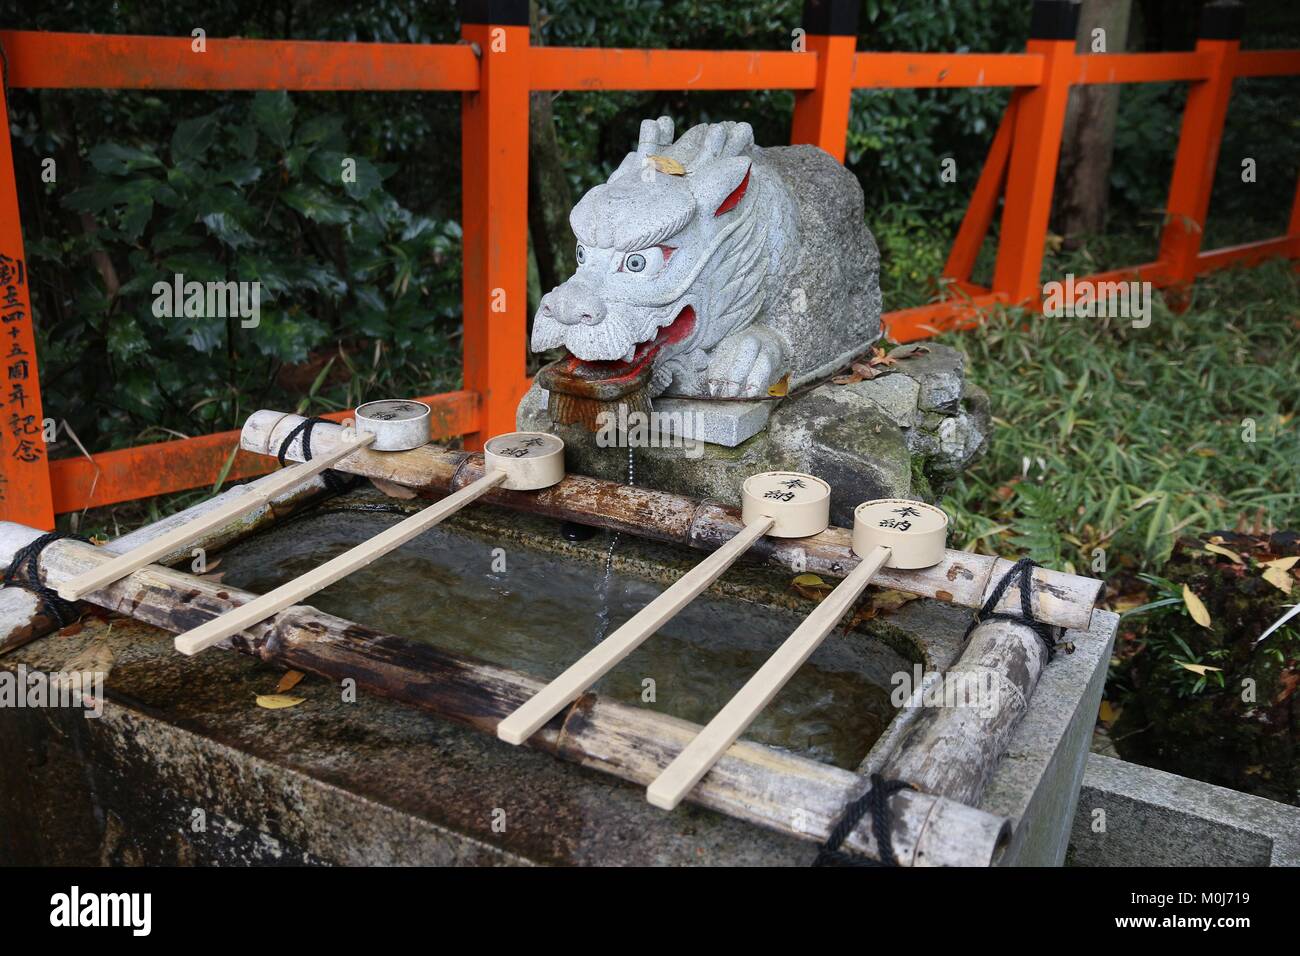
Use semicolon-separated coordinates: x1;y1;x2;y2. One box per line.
789;0;858;162
1157;1;1243;305
0;84;55;530
460;0;531;448
991;0;1079;306
942;93;1021;287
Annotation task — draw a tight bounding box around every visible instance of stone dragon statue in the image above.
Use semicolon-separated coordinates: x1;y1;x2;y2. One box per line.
531;116;882;400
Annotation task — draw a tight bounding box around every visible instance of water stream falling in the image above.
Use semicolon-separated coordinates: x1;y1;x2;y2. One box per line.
591;444;636;643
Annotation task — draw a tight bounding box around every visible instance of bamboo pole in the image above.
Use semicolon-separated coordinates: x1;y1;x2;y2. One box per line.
242;410;1102;632
0;522;1012;866
497;516;775;745
174;470;508;656
879;617;1051;807
0;466;332;657
648;545;892;810
57;432;375;601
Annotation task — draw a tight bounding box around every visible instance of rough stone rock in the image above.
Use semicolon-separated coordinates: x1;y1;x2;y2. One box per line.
889;342;965;412
519;353;989;522
827;372;920;428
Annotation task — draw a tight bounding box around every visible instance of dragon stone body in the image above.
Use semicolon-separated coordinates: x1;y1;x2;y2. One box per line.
530;117;882;400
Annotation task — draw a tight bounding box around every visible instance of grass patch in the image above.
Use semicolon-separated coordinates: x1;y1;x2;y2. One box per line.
935;257;1299;575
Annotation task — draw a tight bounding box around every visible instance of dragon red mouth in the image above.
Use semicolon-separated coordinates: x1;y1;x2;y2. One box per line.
554;306;696;389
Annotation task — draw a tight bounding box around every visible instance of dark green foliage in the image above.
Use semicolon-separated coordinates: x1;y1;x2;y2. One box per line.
22;90;462;451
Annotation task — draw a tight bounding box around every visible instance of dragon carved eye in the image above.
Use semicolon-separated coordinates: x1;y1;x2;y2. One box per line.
619;247;666;275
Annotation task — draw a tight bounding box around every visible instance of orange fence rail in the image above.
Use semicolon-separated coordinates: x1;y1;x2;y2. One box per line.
1;0;1296;529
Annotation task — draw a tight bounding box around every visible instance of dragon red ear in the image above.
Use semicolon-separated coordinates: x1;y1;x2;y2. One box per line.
713;164;752;217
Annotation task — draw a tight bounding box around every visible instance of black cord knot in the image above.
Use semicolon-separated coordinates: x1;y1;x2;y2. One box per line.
2;531;88;628
276;416;361;495
812;773;915;867
963;556;1060;660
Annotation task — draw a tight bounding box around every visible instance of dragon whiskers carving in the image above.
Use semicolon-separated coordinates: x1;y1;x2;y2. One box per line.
531;116;881;401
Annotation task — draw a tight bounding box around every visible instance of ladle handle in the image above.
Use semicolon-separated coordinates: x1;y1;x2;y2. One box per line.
174;469;508;656
58;432;376;602
647;544;892;811
497;516;776;746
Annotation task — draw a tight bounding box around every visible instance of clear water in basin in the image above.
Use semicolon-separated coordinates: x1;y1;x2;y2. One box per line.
219;510;899;768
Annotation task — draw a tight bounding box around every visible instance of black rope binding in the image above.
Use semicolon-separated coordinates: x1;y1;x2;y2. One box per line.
812;773;915;867
2;531;88;628
962;556;1060;661
276;416;362;495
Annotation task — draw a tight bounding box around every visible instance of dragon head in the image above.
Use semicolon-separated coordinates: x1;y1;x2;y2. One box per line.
531;117;791;396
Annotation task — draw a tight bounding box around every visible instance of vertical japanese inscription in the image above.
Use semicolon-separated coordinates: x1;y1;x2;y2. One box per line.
0;85;54;526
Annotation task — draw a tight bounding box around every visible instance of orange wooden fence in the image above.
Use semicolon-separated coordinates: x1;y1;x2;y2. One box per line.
1;0;1296;530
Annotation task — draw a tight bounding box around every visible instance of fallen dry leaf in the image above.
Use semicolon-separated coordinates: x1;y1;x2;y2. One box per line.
647;155;686;176
370;477;418;500
1182;584;1212;628
1263;555;1299;571
892;345;931;360
1204;543;1243;564
1276;671;1299;704
792;573;833;602
57;639;115;689
1262;565;1294;595
767;373;790;398
255;694;306;710
866;346;896;368
275;670;306;693
1176;661;1222;676
1098;699;1120;724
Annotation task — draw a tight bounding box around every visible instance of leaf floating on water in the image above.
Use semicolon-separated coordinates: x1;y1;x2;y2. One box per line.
370;477;418;500
792;573;832;601
1181;584;1212;628
767;373;790;397
1262;565;1294;595
870;589;919;614
647;155;686;176
256;694;306;710
1203;543;1243;564
275;670;306;693
1175;661;1222;676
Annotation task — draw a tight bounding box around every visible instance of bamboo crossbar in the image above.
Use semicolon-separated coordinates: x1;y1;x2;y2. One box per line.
243;410;1103;632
